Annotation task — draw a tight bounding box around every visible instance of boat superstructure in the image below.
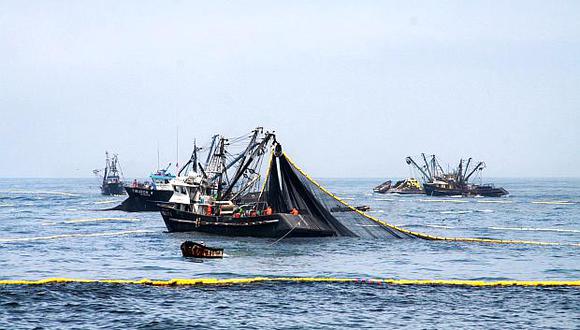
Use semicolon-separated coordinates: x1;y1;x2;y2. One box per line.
117;164;176;212
162;128;273;220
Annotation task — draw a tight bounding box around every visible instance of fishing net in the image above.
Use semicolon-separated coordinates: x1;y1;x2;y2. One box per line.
258;150;572;246
261;150;417;239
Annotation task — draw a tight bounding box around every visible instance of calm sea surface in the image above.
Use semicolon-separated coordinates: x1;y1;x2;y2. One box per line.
0;178;578;329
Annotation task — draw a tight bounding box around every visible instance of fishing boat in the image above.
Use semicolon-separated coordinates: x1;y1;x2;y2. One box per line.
112;142;209;212
406;154;508;197
160;128;333;237
94;152;125;195
160;127;416;239
113;166;175;212
373;178;424;194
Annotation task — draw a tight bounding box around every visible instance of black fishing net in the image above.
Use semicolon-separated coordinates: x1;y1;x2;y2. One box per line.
261;151;417;239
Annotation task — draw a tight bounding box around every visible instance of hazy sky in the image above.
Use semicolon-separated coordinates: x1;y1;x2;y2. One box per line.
1;1;579;178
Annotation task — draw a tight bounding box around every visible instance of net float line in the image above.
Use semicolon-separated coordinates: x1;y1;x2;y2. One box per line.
0;277;578;287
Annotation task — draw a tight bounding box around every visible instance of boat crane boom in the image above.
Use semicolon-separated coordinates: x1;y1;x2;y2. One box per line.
421;153;433;180
406;156;431;182
465;161;485;182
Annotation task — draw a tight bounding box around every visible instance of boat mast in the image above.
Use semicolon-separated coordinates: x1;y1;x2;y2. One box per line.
421;153;433;180
220;132;275;200
178;140;202;176
103;151;109;186
463;158;472;183
457;159;463;183
431;155;438;178
215;138;227;199
205;135;219;169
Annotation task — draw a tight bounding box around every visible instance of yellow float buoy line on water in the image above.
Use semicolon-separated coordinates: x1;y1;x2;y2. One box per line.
0;277;578;287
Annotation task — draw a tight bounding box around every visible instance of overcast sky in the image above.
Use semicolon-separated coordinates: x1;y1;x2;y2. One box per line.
1;1;579;178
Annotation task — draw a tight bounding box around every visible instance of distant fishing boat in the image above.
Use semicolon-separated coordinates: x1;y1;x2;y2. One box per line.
94;152;125;195
406;154;508;197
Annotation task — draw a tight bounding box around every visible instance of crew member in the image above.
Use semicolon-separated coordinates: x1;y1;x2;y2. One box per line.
264;206;273;216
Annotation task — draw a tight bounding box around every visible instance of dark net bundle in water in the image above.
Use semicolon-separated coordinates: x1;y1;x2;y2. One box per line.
261;152;416;239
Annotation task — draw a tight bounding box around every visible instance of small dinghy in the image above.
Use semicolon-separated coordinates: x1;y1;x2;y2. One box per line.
180;241;224;259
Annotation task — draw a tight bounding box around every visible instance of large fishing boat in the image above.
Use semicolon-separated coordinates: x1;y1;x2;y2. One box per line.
94;152;125;195
160;127;415;239
406;154;508;197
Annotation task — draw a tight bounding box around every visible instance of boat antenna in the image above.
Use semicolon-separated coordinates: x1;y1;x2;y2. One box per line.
176;126;179;173
192;139;198;173
157;141;160;171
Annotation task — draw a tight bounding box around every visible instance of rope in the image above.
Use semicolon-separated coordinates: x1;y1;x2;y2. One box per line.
282;153;579;247
1;277;578;287
270;218;301;246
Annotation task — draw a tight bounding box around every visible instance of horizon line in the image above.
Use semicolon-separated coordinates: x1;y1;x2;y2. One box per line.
1;176;579;180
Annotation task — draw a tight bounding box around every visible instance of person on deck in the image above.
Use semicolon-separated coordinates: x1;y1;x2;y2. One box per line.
290;208;299;216
264;206;273;216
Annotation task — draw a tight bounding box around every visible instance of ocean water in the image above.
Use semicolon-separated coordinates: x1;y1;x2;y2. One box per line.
0;178;578;329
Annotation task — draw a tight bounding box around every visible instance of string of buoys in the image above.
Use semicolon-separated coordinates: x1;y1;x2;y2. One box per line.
0;190;78;197
0;230;153;243
531;201;576;205
41;217;142;226
93;200;120;205
283;153;579;247
0;277;578;287
405;224;580;234
63;217;140;224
